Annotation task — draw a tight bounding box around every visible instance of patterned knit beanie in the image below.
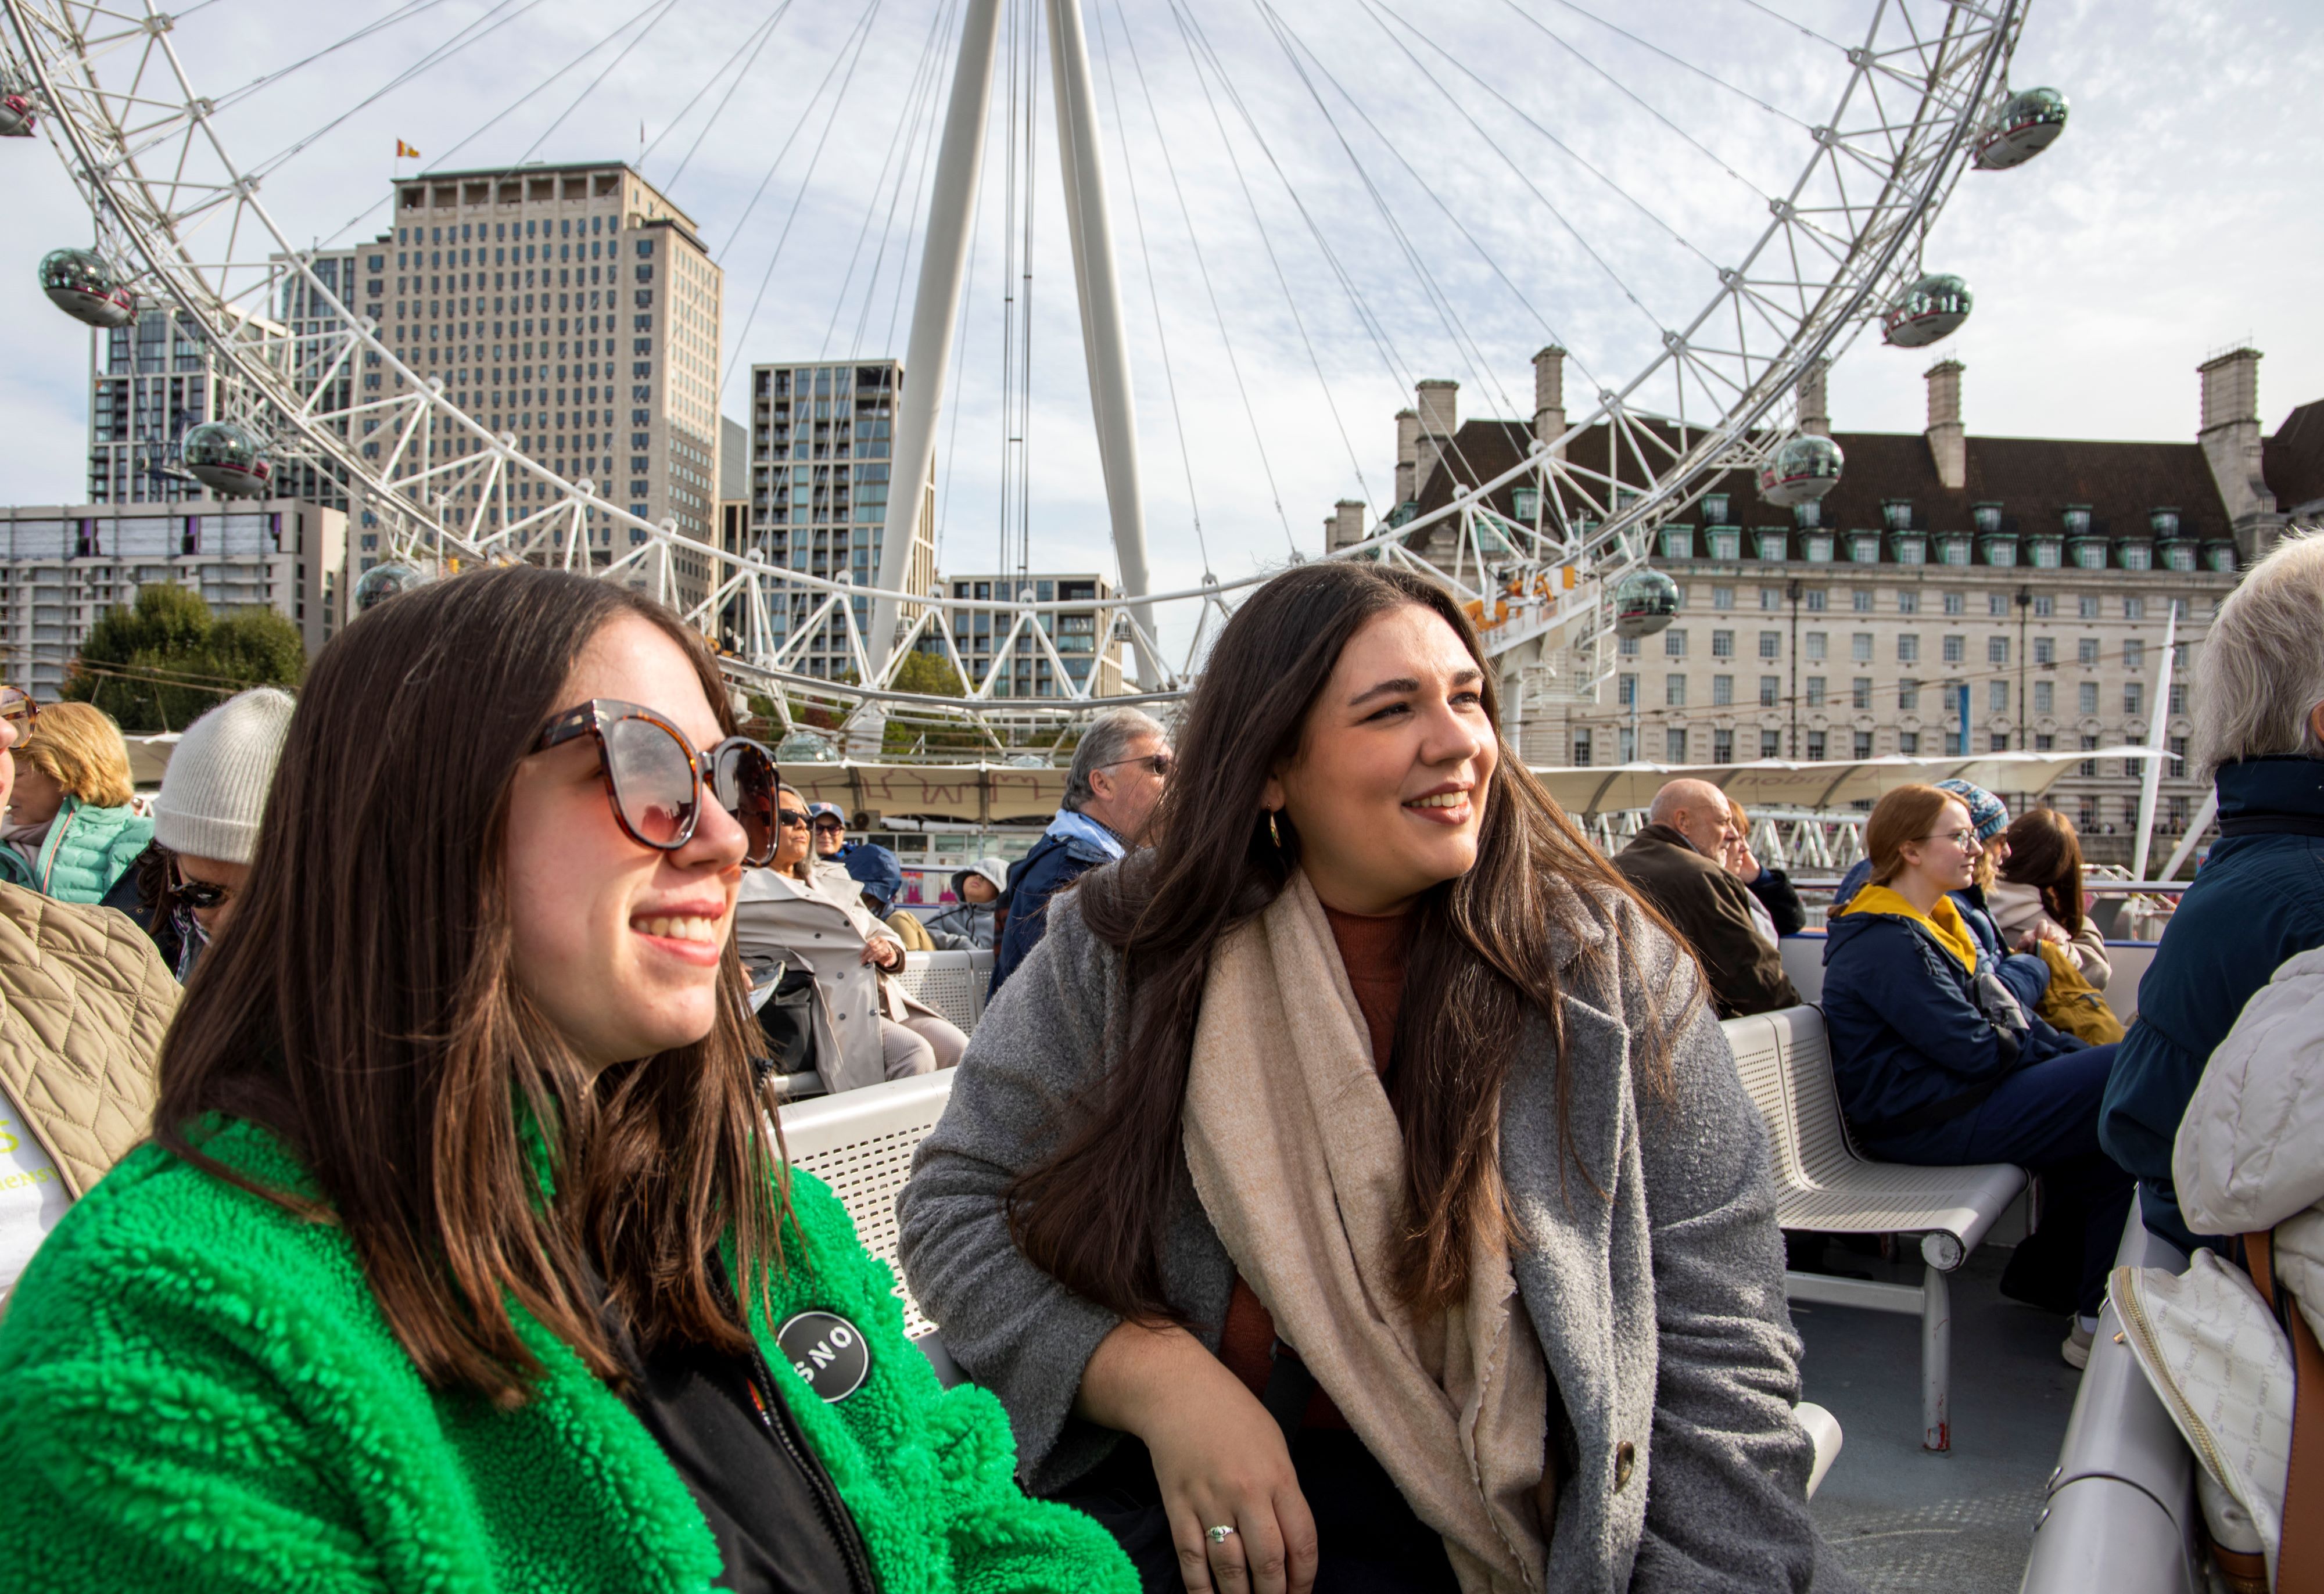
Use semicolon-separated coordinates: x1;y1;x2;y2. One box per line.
153;687;295;864
1934;777;2010;842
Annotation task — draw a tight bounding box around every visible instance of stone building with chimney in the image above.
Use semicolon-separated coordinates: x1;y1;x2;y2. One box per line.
1330;346;2324;853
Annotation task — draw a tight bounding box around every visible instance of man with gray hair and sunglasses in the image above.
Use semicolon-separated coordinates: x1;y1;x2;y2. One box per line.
988;706;1172;997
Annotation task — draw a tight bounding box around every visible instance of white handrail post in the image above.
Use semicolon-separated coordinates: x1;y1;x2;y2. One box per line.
2131;601;2179;882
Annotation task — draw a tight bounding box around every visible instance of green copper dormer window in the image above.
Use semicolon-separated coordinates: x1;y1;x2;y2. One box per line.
1848;531;1882;563
1979;534;2018;567
2062;504;2093;536
1972;502;2003;534
2116;540;2152;572
1755;530;1788;561
1659;526;1695;559
1701;491;1729;524
1881;499;1914;532
1802;532;1834;562
2150;507;2180;537
1937;533;1972;566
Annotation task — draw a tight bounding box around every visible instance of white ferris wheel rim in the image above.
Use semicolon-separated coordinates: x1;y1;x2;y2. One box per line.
1;0;2029;726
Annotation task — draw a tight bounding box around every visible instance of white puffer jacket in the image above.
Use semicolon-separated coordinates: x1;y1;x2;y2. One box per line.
2173;945;2324;1345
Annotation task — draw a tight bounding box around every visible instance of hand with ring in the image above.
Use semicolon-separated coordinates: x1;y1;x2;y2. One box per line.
1073;1321;1319;1594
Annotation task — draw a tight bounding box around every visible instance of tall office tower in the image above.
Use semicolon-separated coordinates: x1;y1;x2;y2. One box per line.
377;162;721;610
747;359;934;679
85;305;221;507
268;243;368;511
937;572;1128;698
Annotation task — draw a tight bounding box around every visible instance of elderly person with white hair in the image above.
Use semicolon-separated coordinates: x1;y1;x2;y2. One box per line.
2101;529;2324;1255
989;707;1171;996
1612;776;1802;1018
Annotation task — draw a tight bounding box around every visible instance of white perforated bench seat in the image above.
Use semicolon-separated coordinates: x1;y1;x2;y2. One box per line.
1723;1004;2028;1451
780;1071;959;1340
890;949;992;1037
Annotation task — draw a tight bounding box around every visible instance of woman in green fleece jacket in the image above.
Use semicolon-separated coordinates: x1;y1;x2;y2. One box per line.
0;564;1133;1594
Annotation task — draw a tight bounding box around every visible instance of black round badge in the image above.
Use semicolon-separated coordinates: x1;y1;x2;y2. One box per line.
776;1311;870;1403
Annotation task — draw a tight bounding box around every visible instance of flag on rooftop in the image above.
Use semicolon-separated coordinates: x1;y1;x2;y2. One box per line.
394;139;419;159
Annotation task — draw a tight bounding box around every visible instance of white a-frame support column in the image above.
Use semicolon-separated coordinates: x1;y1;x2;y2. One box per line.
871;0;1004;681
871;0;1157;690
1045;0;1156;688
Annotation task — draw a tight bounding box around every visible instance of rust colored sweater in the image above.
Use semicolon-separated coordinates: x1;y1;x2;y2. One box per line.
1214;902;1413;1429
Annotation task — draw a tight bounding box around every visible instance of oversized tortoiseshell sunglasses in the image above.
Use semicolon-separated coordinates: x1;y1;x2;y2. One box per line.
533;698;780;867
0;686;38;727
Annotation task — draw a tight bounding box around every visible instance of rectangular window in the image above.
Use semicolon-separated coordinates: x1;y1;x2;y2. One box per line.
2169;735;2187;774
1759;676;1781;707
1993;733;2011;752
1807;731;1827;760
1758;631;1781;659
2124;640;2146;672
1665;629;1688;658
2170;681;2188;714
1762;730;1783;758
2079;796;2099;829
1711;629;1735;658
1851;632;1873;662
1943;591;1965;615
2125;596;2147;620
2034;680;2054;714
1761;587;1783;611
1943;634;1965;663
1714;728;1734;763
1989;593;2010;618
2125;682;2144;715
2079;637;2101;666
1712;585;1734;610
1855;731;1874;759
1666;674;1687;707
2079;680;2099;715
1666;728;1688;763
1805;631;1827;662
1898;678;1920;710
2034;595;2055;617
2033;637;2055;665
1712;674;1734;706
1572;730;1592;767
1618;673;1637;707
1988;636;2010;665
1619;728;1636;763
1805;677;1827;707
1898;633;1920;663
1805;588;1828;611
1990;680;2010;713
1896;590;1920;615
1852;678;1872;710
1900;731;1920;755
1852;588;1874;613
2080;595;2100;619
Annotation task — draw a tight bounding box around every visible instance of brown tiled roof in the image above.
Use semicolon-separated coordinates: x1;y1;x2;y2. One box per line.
2265;400;2324;514
1410;415;2235;561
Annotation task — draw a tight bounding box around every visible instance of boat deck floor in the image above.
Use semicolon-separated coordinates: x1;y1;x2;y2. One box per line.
1798;1241;2076;1592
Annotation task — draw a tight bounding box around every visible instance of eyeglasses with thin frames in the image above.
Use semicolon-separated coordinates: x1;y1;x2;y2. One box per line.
1095;752;1174;778
1920;829;1981;850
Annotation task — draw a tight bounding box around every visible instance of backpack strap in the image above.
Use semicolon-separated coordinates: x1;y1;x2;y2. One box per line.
2248;1229;2324;1592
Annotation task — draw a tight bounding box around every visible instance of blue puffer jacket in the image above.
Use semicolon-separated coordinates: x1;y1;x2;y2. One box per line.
2101;756;2324;1251
0;796;154;907
989;812;1123;997
1832;860;2050;1015
1823;894;2085;1141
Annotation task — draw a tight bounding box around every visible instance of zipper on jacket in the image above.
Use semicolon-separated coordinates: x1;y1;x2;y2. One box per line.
2112;1276;2237;1492
741;1334;881;1594
35;803;76;892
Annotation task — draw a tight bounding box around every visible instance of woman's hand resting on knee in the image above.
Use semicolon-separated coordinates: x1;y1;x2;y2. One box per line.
1076;1320;1319;1594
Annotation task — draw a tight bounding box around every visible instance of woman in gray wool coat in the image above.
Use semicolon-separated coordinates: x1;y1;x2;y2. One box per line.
896;561;1857;1594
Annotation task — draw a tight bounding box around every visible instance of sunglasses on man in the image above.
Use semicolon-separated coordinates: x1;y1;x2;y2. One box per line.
1095;752;1173;778
533;699;781;867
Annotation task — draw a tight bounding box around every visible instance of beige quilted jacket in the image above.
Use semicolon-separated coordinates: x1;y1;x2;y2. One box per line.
0;883;177;1198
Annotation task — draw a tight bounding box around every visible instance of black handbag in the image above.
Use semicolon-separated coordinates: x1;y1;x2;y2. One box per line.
748;961;820;1078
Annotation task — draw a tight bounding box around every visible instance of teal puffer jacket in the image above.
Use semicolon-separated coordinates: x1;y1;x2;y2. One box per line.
7;795;153;904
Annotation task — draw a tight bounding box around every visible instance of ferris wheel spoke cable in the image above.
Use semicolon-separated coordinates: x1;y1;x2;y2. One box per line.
645;0;795;185
1162;0;1471;471
211;0;464;120
715;0;884;400
1094;0;1288;559
488;0;690;182
1484;0;1780;200
1525;0;1814;132
820;0;953;359
1723;0;1851;56
1246;0;1531;460
1131;0;1380;523
878;13;949;357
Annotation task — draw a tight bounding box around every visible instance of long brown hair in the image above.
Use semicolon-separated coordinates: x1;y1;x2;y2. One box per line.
153;564;785;1406
2000;807;2086;934
1864;784;1957;887
1004;561;1676;1321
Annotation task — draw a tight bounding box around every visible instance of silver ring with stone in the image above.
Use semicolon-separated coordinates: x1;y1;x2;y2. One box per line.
1206;1525;1237;1545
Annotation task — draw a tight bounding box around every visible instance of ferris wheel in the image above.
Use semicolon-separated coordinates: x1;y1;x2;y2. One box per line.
1;0;2066;748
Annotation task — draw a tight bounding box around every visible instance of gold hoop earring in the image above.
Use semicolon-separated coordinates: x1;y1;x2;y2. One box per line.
1268;809;1282;848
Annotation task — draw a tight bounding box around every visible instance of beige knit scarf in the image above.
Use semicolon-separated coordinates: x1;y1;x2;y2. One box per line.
1182;873;1551;1594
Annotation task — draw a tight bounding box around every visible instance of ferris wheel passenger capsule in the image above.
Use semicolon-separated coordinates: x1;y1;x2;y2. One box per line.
1612;567;1680;641
38;247;135;328
0;88;35;138
181;422;273;497
352;561;430;615
1974;87;2069;171
1759;435;1845;508
1881;272;1972;349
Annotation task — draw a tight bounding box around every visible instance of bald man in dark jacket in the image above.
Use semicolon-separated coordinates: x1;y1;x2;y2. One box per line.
1615;779;1802;1019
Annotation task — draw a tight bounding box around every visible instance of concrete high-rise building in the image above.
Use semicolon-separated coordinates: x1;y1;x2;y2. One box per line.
747;359;934;678
936;572;1128;699
375;161;722;609
0;499;346;698
85;306;221;508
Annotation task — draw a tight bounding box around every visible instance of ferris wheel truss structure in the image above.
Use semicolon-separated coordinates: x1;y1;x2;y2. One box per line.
3;0;2038;746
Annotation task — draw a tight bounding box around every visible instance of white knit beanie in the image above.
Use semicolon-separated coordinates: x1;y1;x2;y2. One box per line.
153;687;296;865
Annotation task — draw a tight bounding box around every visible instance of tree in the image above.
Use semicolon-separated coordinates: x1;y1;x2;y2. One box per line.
64;585;305;733
883;648;982;758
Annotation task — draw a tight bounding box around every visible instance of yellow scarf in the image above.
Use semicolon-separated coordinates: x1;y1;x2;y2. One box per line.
1843;884;1978;974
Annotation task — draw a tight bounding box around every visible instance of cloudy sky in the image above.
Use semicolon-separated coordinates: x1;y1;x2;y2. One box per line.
3;0;2318;604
